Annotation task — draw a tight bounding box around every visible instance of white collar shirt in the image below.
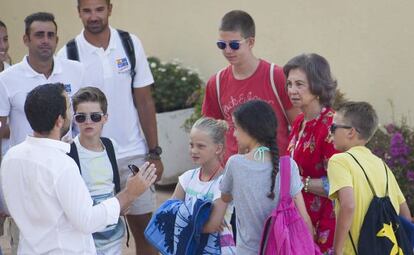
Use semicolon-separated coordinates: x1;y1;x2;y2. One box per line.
2;61;10;70
57;27;154;158
1;61;10;156
0;136;120;254
0;56;84;147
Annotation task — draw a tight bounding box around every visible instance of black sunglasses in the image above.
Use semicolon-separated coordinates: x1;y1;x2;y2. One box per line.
216;39;245;50
128;164;140;175
330;123;353;133
74;112;104;123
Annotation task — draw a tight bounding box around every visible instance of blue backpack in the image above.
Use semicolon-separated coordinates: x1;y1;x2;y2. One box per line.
145;198;221;255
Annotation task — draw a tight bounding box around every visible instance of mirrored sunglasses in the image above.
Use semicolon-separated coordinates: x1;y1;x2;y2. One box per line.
74;112;104;123
216;39;245;50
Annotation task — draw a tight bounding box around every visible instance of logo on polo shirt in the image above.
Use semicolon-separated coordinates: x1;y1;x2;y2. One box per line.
116;58;129;72
64;84;72;93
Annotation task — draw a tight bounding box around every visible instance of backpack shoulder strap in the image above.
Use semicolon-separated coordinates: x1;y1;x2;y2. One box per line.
382;161;389;196
215;68;225;116
279;155;291;199
270;63;290;126
117;29;136;91
348;232;358;255
66;39;80;61
346;152;376;196
346;152;390;255
100;137;121;194
67;142;81;174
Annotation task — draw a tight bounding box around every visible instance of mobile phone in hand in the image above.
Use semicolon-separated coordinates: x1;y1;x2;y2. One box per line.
128;164;140;175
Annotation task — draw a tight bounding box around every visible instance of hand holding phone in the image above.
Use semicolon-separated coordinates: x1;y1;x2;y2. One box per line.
118;162;157;212
128;164;140;175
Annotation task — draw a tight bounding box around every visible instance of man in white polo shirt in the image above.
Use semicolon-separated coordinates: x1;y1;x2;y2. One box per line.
0;19;11;159
0;20;11;74
0;83;157;254
0;12;85;254
0;12;84;150
58;1;163;253
0;19;12;255
0;19;10;72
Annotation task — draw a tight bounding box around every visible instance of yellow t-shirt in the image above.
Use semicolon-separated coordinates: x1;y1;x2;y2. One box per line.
328;146;406;255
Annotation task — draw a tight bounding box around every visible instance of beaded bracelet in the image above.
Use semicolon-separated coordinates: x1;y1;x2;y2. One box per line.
304;176;311;192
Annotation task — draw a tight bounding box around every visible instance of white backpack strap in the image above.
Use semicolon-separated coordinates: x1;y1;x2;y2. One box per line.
270;63;291;126
215;68;225;116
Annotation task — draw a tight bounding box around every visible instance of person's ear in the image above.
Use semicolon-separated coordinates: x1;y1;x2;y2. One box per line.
23;34;29;46
102;113;108;124
248;37;255;49
108;3;113;17
55;115;64;129
347;127;357;139
216;143;224;156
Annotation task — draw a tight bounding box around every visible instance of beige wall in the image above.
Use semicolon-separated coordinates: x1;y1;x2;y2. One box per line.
1;0;413;125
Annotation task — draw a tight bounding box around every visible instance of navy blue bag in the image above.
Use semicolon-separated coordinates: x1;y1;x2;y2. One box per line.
144;198;221;255
400;215;414;248
347;152;413;255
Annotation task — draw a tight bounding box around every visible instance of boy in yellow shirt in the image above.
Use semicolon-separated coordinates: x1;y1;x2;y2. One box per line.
327;101;412;255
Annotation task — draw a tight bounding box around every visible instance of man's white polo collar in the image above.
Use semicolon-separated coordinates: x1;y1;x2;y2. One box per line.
79;26;118;55
3;61;10;69
22;55;63;78
25;135;70;153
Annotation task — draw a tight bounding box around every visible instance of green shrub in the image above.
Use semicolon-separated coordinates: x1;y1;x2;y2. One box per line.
148;57;203;113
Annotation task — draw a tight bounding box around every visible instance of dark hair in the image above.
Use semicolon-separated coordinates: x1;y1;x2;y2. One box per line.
77;0;110;7
72;86;108;114
0;20;6;29
337;101;378;141
284;53;337;107
220;10;255;38
24;12;57;36
24;83;67;135
233;100;278;199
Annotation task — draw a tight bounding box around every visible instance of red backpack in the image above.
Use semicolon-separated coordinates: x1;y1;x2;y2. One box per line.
258;156;322;255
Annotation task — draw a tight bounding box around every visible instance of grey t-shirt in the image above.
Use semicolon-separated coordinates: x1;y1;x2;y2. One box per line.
220;154;303;255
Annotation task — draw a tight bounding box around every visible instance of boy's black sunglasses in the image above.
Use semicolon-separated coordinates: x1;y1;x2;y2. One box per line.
329;123;353;133
74;112;104;123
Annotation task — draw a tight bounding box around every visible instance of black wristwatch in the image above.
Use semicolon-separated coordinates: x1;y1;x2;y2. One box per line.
147;146;162;160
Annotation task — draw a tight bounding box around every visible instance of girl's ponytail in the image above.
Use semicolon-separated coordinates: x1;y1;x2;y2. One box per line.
267;138;279;200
